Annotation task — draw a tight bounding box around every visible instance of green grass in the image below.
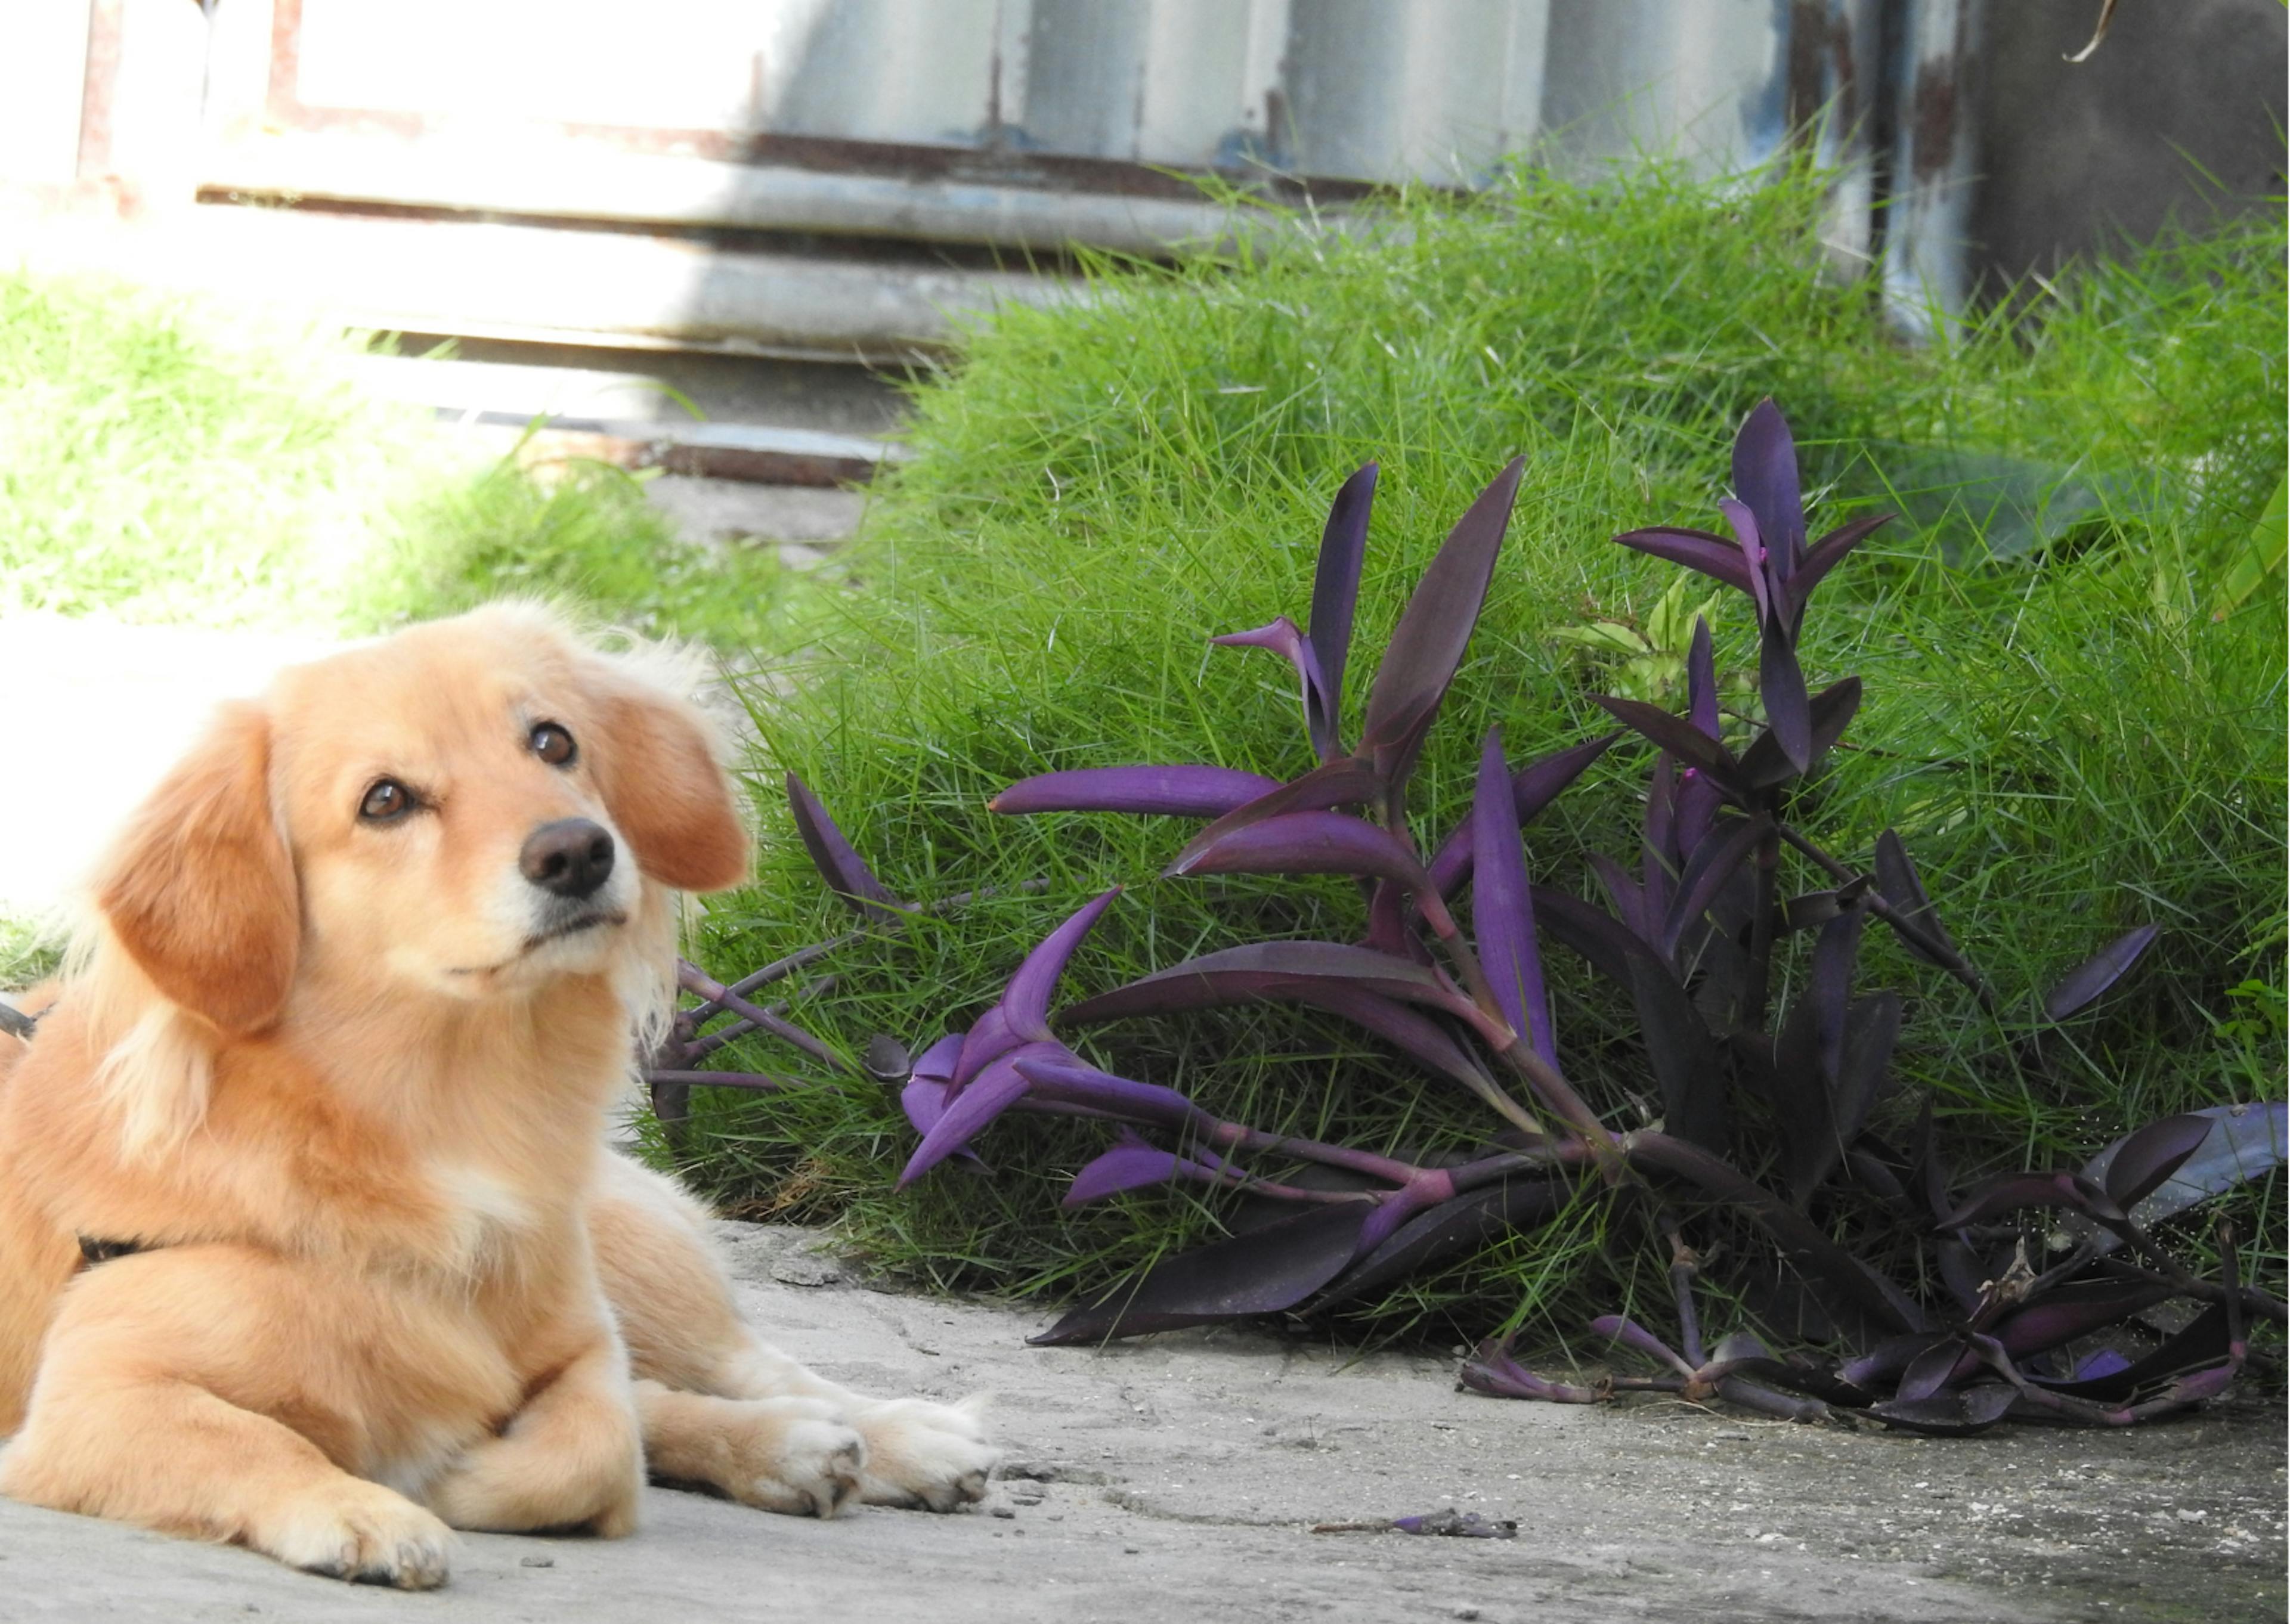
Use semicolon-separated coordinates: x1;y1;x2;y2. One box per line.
665;161;2285;1344
0;270;794;646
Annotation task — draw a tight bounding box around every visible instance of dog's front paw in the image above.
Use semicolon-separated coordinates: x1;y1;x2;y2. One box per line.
851;1396;996;1511
714;1396;868;1519
256;1480;456;1589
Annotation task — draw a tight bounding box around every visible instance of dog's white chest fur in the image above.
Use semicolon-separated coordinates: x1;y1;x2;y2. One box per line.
429;1162;534;1269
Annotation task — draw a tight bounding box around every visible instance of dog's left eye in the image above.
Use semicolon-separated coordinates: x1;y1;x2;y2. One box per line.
529;723;577;767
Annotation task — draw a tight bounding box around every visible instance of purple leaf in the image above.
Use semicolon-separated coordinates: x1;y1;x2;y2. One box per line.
2100;1113;2215;1211
1659;817;1766;958
1740;676;1861;789
1389;1511;1518;1538
1470;728;1555;1070
1428;732;1620;895
1757;618;1812;773
1211;616;1339;763
2034;1303;2232;1402
899;1045;1057;1185
2072;1349;2133;1382
1718;498;1773;630
1281;984;1504;1102
1992;1280;2176;1360
1831;990;1901;1148
1063;1132;1226;1207
1591;1315;1696;1377
2077;1101;2288;1248
1358;457;1525;792
990;764;1283;819
1029;1202;1371;1344
1895;1337;1972;1403
785;771;904;926
1589;852;1653;945
1169;757;1385;872
1060;940;1483;1030
1873;830;1961;969
1642;752;1678;910
1612;525;1756;595
1003;888;1122;1042
909;1031;964;1083
1168;810;1438;898
1313;1180;1562;1308
1629;954;1728;1153
1732;398;1806;580
1305;463;1378;761
1935;1170;2121;1230
1788;513;1890;616
1011;1057;1206;1130
899;1071;990;1171
1458;1340;1603;1403
951;1003;1021;1089
1675;618;1722;855
1590;695;1744;788
1809;905;1867;1090
1531;883;1651;985
2043;924;2162;1022
1869;1383;2017;1436
1625;1132;1925;1335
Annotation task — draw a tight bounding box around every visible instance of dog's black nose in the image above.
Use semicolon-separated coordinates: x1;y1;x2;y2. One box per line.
521;819;615;899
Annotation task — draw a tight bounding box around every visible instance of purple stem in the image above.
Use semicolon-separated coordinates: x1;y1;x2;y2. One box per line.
677;963;853;1076
1773;823;1995;1010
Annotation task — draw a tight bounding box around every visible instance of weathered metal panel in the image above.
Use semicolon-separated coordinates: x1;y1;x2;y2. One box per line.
0;0;94;187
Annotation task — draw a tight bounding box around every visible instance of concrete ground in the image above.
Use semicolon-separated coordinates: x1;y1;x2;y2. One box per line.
0;1222;2277;1624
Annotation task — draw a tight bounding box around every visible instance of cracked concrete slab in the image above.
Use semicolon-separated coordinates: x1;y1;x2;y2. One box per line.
1;1221;2278;1623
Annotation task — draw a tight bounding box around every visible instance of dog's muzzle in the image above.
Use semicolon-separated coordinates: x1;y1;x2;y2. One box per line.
521;819;615;900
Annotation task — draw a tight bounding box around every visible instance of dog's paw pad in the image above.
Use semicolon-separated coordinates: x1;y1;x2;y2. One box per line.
853;1397;999;1512
262;1483;455;1589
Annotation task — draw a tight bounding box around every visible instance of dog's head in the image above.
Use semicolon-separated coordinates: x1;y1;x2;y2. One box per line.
92;605;749;1036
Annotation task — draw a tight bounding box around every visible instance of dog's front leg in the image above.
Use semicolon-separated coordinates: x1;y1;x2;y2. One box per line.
423;1325;642;1538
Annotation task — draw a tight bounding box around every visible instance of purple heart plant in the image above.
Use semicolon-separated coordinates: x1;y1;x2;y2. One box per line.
659;400;2283;1431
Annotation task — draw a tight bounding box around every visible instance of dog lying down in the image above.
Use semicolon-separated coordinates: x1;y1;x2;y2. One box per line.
0;605;994;1588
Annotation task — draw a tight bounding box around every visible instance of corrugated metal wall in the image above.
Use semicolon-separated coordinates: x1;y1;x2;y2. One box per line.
17;0;2277;357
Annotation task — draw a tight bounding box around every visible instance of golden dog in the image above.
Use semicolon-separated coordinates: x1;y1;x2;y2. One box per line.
0;605;992;1587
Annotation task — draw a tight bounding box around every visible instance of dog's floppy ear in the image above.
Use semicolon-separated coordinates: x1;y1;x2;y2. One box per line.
95;702;299;1034
586;668;750;892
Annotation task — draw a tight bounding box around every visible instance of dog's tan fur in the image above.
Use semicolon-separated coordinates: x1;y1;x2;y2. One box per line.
0;605;991;1587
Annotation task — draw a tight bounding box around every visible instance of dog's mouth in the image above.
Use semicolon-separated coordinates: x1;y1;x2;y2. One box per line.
448;910;628;977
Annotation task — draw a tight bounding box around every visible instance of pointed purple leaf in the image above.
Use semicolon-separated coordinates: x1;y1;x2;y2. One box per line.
1675;618;1722;854
2099;1112;2215;1211
1063;1132;1221;1207
909;1031;964;1083
900;1046;1057;1185
1011;1057;1205;1131
1642;752;1678;907
1809;904;1867;1090
1896;1337;1973;1403
1591;1315;1697;1377
990;764;1283;819
785;771;903;926
1873;830;1961;970
1588;852;1654;945
1060;940;1484;1030
1992;1280;2176;1360
1612;525;1756;595
1211;615;1340;763
1590;695;1744;788
1313;1180;1561;1309
1359;456;1525;791
2077;1101;2288;1250
1629;954;1727;1152
951;1003;1020;1090
1788;512;1890;617
2043;924;2162;1022
1660;816;1766;958
1832;990;1902;1148
1718;497;1773;630
1531;882;1650;985
1002;888;1122;1043
1305;462;1378;760
1428;732;1619;895
1168;810;1437;897
1757;618;1812;774
1935;1169;2121;1229
1741;676;1860;789
898;1072;989;1171
1169;757;1385;872
1471;727;1555;1070
1029;1202;1370;1344
1281;984;1503;1101
1732;397;1806;579
1869;1383;2017;1436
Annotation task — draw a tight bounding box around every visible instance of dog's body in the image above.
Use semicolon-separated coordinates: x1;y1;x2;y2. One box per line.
0;606;990;1586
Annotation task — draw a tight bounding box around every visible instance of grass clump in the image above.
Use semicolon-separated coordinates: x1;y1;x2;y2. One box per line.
0;269;797;647
671;159;2283;1345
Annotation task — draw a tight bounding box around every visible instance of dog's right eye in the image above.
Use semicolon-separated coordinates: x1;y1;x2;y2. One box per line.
358;780;413;822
